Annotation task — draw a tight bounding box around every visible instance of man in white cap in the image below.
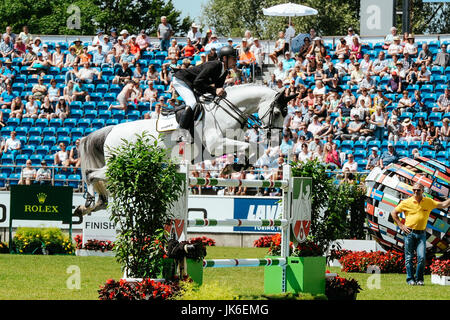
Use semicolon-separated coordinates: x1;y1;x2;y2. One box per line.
250;38;264;71
365;147;380;170
387;114;401;143
187;23;202;49
120;29;129;44
379;142;398;169
388;36;403;56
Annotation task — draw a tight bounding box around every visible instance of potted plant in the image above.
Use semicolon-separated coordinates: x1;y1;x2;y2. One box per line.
74;235;115;257
430;258;450;286
264;234;326;295
325;274;362;300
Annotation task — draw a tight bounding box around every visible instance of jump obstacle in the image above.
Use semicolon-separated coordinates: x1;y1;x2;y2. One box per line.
167;163;326;295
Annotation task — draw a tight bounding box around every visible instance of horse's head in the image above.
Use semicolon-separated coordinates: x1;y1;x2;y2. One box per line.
258;90;298;130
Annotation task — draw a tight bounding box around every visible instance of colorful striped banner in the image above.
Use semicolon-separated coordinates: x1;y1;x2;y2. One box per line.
203;258;287;268
413;175;433;188
400;158;419;167
431;180;449;197
187;218;289;228
397;182;414;196
416;162;435;176
381;192;399;207
436;171;450;185
189;177;288;189
368;187;383;201
396;167;415;180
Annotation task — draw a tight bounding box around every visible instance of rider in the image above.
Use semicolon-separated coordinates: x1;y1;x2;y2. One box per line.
172;45;238;132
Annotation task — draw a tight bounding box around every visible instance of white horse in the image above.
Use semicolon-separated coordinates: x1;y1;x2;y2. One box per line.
74;84;297;215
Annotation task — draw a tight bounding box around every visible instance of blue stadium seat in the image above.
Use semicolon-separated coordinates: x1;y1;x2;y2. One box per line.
84;110;98;119
91;118;105;129
106;119;119;126
429;112;442;121
43;127;56;137
63;118;77;129
423;150;436;159
84;127;97;135
98;110;111;120
104;92;117;102
28;136;42;147
49;118;63;128
77;118;91;129
36;145;50;156
127;110;141;121
44;154;54;164
56;127;71;137
111;109;125;121
21;145;35;156
57;136;71;146
83;101;97;111
71;127;84;140
89;92;103;102
70;109;83;119
437;151;447;163
70;101;82;111
394;140;408;151
340;140;354;153
20;117;34;128
14;126;28;137
97;101;110;111
54;174;67;187
6;117;20;127
29;154;43;166
15;154;29;166
35;118;49;128
43;136;57;147
67;174;81;189
8;173;21;186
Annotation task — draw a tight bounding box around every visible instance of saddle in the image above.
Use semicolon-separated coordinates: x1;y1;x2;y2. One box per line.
156;95;213;133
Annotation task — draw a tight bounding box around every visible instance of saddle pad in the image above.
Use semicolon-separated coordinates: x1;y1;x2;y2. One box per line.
156;113;179;132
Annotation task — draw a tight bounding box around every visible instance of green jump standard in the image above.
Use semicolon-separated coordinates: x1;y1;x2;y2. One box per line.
264;256;326;295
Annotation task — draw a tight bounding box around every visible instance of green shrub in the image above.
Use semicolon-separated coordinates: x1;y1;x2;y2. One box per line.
12;227;74;255
173;280;237;300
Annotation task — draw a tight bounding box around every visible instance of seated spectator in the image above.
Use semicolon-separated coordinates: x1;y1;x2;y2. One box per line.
399;118;421;143
54;142;69;169
273;61;287;82
146;64;159;82
92;45;106;68
14;37;26;57
67;139;81;172
39;96;56;120
69;38;83;55
132;63;145;82
385;71;403;93
344;27;360;46
416;117;428;143
433;87;450;113
373;88;392;111
387;115;401;143
181;38;198;59
357;73;376;94
40;43;52;62
269;31;287;65
0;35;14;59
370;106;386;141
32;77;47;101
341;114;365;142
440;118;450;142
366;147;380;170
167;39;180;60
370;51;389;78
0;84;16;109
426;121;440;145
432;44;449;68
50;44;65;70
297;143;312;163
72;79;91;102
324;143;341;168
250;38;264;71
18;160;36;185
78;61;101;84
238;46;257;77
387;36;403;56
136;30;152;51
379;143;398;169
64;47;79;68
383;26;398;50
128;35;141;61
347;61;364;86
23;95;39;119
350;36;362;60
112;61;132;85
397;90;414;114
48;79;61;104
55;96;69;120
34;160;52;185
159;63;171;86
417;43;433;66
101;35;113;54
279;134;293;157
30;52;50;73
1;59;16;84
21;45;36;67
342;153;357;172
335;38;349;59
10;96;24;119
3;131;21;156
63;80;75;104
403;34;417;56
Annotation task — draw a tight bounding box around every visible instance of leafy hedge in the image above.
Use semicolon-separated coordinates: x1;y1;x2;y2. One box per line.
12;227;74;255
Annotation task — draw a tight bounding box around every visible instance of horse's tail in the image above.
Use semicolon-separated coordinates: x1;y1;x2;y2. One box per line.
80;126;114;186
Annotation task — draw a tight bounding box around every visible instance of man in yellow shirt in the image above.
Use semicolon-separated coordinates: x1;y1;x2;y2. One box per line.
391;182;450;286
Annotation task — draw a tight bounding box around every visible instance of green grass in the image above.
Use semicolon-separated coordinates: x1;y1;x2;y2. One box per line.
0;247;449;300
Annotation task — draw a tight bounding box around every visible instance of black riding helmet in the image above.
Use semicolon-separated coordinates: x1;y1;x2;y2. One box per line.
218;45;237;60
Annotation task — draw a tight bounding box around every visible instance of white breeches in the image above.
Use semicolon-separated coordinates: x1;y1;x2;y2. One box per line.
172;77;197;109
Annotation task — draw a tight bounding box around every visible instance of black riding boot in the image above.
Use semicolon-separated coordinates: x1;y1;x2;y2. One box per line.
179;106;194;130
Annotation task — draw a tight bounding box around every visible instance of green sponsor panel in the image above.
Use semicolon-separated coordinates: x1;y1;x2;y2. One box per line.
10;185;73;223
264;256;326;295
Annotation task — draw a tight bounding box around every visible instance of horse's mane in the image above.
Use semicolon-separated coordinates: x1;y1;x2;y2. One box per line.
225;83;276;95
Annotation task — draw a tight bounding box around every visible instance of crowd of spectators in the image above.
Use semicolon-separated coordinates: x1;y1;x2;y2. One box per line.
0;21;448;192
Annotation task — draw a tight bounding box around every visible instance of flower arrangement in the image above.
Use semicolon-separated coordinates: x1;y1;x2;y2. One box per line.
74;235;114;252
98;278;181;300
430;259;450;277
189;236;216;247
339;250;430;274
12;227;74;255
267;233;323;257
253;235;275;248
325;272;362;300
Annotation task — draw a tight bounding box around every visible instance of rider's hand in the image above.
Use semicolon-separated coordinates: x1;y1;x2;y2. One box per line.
216;88;225;96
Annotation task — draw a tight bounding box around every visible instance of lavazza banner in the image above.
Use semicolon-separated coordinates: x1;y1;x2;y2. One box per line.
0;192;281;241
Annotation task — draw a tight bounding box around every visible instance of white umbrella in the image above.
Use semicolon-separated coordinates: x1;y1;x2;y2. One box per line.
263;2;318;53
262;2;318;17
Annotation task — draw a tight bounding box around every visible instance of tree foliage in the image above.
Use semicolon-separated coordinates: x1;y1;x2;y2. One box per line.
200;0;450;39
0;0;191;36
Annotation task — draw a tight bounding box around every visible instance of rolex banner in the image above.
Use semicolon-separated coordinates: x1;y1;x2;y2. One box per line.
10;185;73;224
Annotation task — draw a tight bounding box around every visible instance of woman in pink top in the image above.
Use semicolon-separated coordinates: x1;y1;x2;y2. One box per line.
350;37;362;60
